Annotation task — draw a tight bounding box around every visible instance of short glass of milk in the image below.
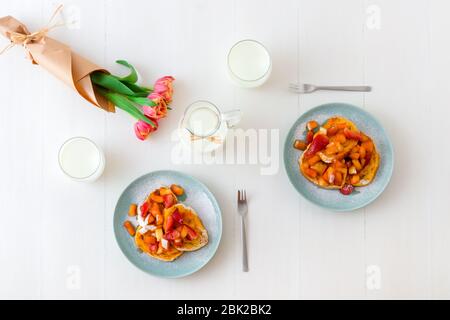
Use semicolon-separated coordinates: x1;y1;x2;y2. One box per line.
179;101;241;153
58;137;105;182
227;39;272;88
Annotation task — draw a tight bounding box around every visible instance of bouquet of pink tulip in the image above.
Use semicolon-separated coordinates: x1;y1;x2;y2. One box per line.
91;60;174;141
0;7;174;141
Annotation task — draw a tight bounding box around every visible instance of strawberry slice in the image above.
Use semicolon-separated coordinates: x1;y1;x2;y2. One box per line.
306;130;314;144
184;224;198;240
139;201;150;217
163;229;181;241
163;194;174;208
343;128;363;141
340;184;355;195
171;209;183;225
149;243;158;253
303;134;329;158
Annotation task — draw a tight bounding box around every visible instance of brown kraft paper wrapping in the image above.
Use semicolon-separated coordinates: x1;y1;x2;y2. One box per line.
0;15;115;113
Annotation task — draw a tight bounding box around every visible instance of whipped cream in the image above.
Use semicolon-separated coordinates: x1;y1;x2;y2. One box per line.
136;201;158;234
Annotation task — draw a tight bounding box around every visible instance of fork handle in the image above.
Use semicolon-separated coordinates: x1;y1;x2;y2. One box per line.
315;85;372;92
241;216;249;272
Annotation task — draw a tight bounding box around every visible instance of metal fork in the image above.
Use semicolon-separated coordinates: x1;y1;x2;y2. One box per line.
237;190;249;272
289;83;372;94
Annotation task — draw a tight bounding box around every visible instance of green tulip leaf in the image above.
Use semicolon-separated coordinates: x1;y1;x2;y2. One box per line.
114;60;138;84
127;96;156;107
95;87;156;127
91;72;136;96
122;81;152;95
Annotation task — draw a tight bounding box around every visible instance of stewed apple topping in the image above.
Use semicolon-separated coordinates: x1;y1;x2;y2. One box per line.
124;185;185;253
295;117;379;195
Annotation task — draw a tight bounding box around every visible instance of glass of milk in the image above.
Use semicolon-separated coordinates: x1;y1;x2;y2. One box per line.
227;39;272;88
179;101;241;153
58;137;105;182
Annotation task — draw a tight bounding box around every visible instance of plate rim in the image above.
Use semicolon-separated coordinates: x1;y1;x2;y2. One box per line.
113;169;223;278
283;102;395;212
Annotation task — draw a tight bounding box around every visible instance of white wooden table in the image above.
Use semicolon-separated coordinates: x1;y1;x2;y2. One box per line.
0;0;448;300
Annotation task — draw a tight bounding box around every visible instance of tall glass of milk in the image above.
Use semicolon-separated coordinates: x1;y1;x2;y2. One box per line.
58;137;105;182
179;101;241;153
227;39;272;88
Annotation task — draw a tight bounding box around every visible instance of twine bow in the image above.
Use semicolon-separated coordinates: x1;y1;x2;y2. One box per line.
0;4;64;56
190;134;223;144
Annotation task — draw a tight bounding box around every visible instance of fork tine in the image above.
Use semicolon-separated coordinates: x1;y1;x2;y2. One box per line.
238;190;241;202
244;190;247;201
289;83;299;89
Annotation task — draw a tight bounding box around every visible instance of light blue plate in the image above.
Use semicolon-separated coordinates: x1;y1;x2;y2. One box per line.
113;170;222;278
284;103;394;212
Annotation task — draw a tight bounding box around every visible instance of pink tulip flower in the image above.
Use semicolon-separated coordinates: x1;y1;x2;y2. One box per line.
153;76;175;102
146;93;168;119
134;119;158;141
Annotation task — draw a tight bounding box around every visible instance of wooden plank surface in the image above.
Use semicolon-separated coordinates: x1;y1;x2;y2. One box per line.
0;0;447;299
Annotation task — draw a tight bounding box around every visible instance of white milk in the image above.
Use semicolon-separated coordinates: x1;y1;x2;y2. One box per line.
179;101;240;154
188;106;220;137
228;40;272;87
58;137;105;181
